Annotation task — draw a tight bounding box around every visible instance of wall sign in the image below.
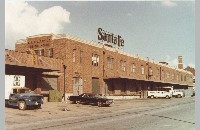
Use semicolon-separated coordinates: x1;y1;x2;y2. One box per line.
13;75;20;86
98;28;124;47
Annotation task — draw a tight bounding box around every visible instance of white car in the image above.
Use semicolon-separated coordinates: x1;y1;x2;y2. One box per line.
147;91;172;99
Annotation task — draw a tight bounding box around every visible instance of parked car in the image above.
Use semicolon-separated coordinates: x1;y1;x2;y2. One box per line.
170;90;184;98
6;93;44;110
68;93;114;107
147;91;172;99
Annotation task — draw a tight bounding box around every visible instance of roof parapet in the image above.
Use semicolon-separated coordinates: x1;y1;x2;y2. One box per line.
17;33;194;76
16;39;27;44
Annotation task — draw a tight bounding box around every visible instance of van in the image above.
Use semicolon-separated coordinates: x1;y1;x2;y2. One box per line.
147;91;172;99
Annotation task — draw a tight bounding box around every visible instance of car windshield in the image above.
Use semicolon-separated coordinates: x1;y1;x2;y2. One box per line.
94;94;101;98
84;94;100;98
88;94;97;97
81;94;105;98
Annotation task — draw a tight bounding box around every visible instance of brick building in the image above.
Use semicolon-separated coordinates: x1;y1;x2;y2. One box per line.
184;66;195;76
12;33;194;98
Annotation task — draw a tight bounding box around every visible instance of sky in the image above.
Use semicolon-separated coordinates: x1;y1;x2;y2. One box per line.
5;0;195;69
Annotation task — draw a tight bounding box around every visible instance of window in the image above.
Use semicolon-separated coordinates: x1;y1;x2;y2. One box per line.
167;72;170;79
92;53;99;66
34;50;39;55
149;67;153;75
73;49;76;62
49;48;53;58
141;65;145;75
177;75;179;80
40;49;44;56
162;70;165;78
172;74;174;80
131;63;136;73
80;51;83;63
120;60;126;71
107;57;114;69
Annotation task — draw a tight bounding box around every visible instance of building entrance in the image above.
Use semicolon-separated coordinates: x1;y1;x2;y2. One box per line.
92;77;99;94
73;77;83;95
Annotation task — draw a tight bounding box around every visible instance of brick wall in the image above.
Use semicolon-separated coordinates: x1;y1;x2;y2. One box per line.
14;34;194;95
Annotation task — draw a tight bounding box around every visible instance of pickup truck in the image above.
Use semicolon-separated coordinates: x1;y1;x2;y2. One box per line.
6;93;44;110
68;93;114;107
170;90;184;98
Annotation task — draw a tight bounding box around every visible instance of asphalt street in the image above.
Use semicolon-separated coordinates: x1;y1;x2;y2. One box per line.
6;97;195;130
57;98;195;130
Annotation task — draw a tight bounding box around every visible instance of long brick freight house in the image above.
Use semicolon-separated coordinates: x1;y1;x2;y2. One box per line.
6;33;194;99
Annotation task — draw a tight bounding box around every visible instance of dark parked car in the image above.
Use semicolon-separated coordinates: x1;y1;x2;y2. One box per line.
68;93;114;107
6;93;44;110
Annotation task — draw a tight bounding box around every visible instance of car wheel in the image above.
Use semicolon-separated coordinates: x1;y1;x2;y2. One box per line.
97;101;102;107
5;100;9;107
18;101;27;110
151;95;154;99
76;100;80;104
105;104;110;107
166;95;170;99
177;94;181;98
37;104;41;109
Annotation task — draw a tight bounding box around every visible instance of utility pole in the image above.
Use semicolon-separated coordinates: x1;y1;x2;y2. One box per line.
63;65;67;101
146;57;149;80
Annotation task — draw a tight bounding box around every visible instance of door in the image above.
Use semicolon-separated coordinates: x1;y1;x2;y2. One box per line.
121;79;126;95
92;78;99;94
73;77;83;95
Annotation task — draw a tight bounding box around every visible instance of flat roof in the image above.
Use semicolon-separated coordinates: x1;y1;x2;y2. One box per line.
16;33;193;75
27;34;52;39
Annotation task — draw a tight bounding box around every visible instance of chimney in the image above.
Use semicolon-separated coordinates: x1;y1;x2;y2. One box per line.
178;56;183;69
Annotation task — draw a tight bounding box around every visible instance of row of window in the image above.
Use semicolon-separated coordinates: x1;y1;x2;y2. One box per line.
72;50;188;80
161;71;187;81
31;48;53;57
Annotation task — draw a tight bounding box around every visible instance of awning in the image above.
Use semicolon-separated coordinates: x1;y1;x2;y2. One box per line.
103;76;192;87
